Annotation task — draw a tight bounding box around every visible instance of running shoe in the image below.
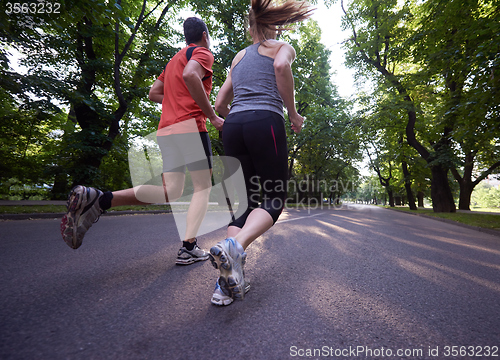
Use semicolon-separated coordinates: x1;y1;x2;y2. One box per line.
209;237;247;300
176;242;210;265
60;185;104;249
211;278;251;306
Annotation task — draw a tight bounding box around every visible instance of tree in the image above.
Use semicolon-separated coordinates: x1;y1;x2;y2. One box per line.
412;0;500;210
356;175;386;205
341;0;462;212
356;86;421;209
341;0;500;212
284;21;361;201
2;0;187;196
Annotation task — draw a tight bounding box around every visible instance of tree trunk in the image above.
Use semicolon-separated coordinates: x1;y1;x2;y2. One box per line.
453;152;474;210
430;165;456;212
417;191;425;208
288;157;294;180
402;161;417;210
69;120;110;188
51;172;69;200
387;188;395;207
458;179;474;211
452;152;500;210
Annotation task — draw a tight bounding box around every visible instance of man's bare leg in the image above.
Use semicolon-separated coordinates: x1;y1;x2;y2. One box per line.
184;168;212;243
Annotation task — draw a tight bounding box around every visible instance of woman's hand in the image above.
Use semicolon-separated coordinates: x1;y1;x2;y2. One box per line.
289;112;303;133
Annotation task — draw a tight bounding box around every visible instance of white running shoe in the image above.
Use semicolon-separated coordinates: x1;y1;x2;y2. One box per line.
176;242;210;265
209;237;247;300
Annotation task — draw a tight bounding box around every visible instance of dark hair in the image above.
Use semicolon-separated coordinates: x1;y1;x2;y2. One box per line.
249;0;314;42
183;17;209;44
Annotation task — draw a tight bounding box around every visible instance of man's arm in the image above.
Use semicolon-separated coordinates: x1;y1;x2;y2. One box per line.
149;79;164;104
274;43;303;134
183;60;224;131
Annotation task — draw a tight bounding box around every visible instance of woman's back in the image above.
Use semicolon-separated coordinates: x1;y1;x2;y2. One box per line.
230;42;284;117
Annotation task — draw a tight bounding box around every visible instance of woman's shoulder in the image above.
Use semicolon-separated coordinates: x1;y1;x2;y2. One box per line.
230;49;247;69
234;48;247;61
259;40;295;60
265;39;292;49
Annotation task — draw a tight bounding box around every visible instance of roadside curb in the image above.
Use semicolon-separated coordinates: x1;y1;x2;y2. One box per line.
0;210;172;221
385;207;500;238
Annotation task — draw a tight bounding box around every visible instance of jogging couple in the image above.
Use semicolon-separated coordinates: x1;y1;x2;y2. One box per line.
60;0;313;306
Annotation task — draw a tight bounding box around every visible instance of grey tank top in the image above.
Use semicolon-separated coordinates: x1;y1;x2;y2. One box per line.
229;43;284;117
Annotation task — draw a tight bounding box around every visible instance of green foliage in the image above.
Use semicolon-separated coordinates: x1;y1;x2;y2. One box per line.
97;133;132;191
1;0;185;196
471;182;500;209
412;0;500;168
283;21;361;201
190;0;251;89
354;175;387;204
342;0;500;211
0;85;68;199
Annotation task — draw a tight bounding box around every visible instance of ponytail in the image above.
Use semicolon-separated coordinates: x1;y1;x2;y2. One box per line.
249;0;314;42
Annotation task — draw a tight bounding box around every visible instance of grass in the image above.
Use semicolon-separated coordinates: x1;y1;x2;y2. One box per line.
470;207;500;213
0;204;172;214
0;205;67;214
0;203;234;215
384;206;500;231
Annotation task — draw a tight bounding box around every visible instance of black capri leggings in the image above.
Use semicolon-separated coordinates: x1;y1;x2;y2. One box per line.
223;110;288;227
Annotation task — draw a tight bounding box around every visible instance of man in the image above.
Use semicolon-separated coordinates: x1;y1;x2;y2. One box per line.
60;17;224;266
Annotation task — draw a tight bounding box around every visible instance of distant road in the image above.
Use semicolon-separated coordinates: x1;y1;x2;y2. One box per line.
1;204;499;359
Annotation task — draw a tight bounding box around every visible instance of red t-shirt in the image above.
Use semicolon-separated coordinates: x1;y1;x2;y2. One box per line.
157;44;214;133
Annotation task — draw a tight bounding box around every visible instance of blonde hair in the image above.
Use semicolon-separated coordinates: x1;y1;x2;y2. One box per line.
248;0;314;42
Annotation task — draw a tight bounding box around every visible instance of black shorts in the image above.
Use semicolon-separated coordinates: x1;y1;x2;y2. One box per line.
157;132;212;173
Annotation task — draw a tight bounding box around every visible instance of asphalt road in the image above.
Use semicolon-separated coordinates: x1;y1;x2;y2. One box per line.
1;205;499;360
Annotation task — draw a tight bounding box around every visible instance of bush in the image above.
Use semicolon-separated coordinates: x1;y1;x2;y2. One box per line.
471;183;500;209
0;178;51;200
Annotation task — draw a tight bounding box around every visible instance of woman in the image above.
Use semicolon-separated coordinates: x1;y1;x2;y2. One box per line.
210;0;313;305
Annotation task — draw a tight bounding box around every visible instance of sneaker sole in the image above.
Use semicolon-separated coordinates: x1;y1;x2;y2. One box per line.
61;186;85;249
211;282;251;306
209;245;245;300
211;293;234;306
175;255;209;265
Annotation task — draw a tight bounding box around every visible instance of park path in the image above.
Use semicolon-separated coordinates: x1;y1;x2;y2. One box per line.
1;205;499;359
